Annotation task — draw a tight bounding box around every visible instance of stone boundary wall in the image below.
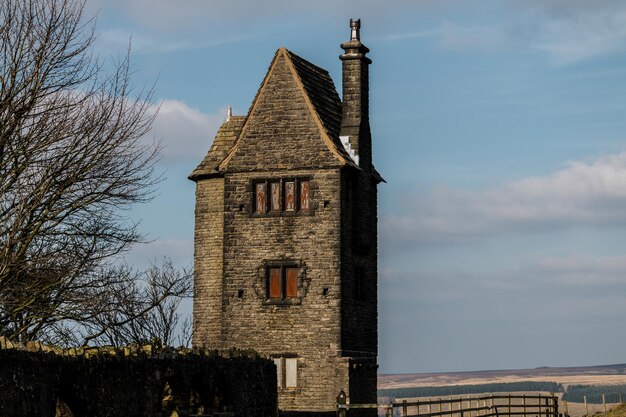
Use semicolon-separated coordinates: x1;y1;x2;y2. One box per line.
0;337;277;417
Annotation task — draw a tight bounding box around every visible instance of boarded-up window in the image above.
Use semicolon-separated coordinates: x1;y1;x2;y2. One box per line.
255;183;266;213
269;268;281;299
285;267;298;298
270;182;281;211
300;180;310;210
285;181;295;211
273;358;282;388
285;358;298;388
274;357;298;389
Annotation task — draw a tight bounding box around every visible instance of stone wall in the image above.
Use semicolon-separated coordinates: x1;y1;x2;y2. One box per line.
0;339;276;417
193;176;225;349
340;167;378;364
221;168;346;412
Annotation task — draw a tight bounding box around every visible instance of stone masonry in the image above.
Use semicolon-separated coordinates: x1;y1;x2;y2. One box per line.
190;20;382;414
0;338;276;417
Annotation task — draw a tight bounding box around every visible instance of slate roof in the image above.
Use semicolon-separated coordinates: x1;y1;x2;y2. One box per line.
188;116;245;180
284;49;357;166
286;52;340;139
190;48;372;181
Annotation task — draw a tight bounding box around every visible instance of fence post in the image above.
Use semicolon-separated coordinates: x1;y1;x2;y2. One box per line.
603;394;606;414
403;400;408;417
564;399;568;417
337;390;347;417
584;395;588;417
553;395;559;417
386;404;393;417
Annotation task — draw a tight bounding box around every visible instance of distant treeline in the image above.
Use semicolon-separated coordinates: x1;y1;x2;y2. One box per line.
563;385;626;404
379;381;564;400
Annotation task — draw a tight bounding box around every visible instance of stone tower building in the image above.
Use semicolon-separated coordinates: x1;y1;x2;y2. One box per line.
189;20;382;413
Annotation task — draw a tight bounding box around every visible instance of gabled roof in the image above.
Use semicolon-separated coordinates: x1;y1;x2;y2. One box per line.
188;116;245;181
218;48;358;171
284;50;343;148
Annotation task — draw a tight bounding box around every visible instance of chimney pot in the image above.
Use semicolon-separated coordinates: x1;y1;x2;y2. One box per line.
350;18;361;41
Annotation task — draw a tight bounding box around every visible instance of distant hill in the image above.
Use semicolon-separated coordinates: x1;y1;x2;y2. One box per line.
379;363;626;390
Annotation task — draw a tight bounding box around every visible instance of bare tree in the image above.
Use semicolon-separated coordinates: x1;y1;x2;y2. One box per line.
48;259;193;347
0;0;189;344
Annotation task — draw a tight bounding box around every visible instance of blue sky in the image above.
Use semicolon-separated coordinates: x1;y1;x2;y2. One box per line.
87;0;626;374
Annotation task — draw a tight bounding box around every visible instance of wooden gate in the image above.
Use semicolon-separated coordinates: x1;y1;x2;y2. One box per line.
337;393;560;417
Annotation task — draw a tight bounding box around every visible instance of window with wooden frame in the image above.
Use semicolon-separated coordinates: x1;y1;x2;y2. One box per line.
267;265;298;300
253;178;310;214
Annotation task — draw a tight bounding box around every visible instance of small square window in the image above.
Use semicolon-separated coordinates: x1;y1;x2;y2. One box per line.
266;265;298;301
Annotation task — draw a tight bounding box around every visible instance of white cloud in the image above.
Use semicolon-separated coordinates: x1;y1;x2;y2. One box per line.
439;23;504;51
145;100;226;166
97;28;254;55
534;254;626;286
88;0;626;64
383;1;626;64
385;23;504;51
88;0;430;32
381;151;626;247
530;7;626;65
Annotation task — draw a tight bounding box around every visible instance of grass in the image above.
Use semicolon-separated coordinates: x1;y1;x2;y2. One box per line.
596;403;626;417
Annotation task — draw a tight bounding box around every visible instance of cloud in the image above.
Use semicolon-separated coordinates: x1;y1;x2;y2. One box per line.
383;1;626;64
530;7;626;65
88;0;626;64
385;23;504;51
381;151;626;247
144;100;226;166
534;254;626;286
97;28;254;55
88;0;431;33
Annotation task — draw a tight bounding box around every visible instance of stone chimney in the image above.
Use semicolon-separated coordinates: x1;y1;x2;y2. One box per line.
340;18;372;169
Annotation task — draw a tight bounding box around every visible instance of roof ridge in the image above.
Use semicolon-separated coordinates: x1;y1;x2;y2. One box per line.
220;48;353;171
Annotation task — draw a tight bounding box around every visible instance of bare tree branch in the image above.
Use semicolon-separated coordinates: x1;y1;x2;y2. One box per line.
0;0;190;346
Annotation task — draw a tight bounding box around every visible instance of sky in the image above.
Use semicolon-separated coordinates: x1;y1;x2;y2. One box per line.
85;0;626;374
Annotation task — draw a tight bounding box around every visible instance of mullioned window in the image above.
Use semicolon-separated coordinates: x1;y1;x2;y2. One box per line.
253;178;310;214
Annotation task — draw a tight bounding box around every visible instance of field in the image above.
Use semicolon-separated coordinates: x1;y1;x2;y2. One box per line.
378;364;626;417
